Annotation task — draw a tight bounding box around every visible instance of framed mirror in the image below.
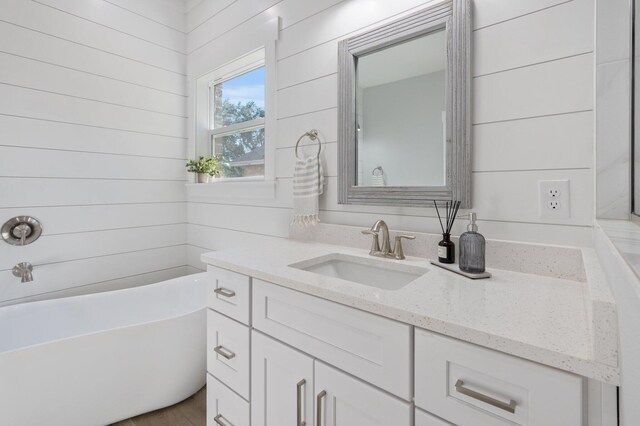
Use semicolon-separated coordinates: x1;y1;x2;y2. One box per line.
337;0;471;207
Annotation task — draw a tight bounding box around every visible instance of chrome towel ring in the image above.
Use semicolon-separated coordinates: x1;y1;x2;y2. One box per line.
295;129;322;160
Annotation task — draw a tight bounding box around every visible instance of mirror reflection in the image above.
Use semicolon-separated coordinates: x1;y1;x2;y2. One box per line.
356;29;447;187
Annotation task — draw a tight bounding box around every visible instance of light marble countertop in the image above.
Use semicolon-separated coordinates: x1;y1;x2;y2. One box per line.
597;219;640;285
202;239;619;385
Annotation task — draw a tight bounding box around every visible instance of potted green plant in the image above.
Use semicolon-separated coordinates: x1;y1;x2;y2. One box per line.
186;156;221;183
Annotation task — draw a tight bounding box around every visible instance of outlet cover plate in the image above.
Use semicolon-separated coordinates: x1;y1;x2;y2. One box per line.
539;180;570;219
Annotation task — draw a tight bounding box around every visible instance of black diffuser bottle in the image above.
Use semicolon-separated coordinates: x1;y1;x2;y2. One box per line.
434;200;461;264
438;233;455;264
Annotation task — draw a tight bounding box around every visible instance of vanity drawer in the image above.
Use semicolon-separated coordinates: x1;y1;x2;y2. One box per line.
207;374;250;426
207;266;251;326
415;329;583;426
252;279;412;400
207;309;250;400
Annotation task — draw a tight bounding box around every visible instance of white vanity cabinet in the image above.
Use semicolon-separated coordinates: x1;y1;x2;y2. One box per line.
205;265;586;426
207;266;251;325
314;361;412;426
251;331;314;426
415;409;454;426
207;310;251;400
206;374;250;426
251;331;411;426
252;279;412;400
414;329;584;426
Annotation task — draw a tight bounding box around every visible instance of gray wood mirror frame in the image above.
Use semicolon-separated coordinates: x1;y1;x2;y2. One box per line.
337;0;471;207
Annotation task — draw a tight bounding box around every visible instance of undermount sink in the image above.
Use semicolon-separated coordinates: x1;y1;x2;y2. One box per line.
290;253;429;290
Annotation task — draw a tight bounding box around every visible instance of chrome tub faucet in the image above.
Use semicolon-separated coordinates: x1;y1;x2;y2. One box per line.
13;262;33;283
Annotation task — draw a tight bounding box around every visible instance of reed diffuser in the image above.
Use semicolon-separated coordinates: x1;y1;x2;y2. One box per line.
434;200;461;264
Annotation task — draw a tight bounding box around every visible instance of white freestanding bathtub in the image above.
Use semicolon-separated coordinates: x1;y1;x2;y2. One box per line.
0;273;207;426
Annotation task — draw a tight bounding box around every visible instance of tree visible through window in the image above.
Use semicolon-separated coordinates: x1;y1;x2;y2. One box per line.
209;66;265;178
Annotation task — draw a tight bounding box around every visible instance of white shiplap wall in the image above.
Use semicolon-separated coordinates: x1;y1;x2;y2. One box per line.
185;0;595;270
0;0;189;304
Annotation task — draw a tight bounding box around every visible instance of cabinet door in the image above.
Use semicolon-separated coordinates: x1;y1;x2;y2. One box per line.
251;331;314;426
416;408;455;426
314;361;412;426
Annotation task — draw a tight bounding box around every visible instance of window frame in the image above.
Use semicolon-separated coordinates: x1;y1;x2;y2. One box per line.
196;47;273;183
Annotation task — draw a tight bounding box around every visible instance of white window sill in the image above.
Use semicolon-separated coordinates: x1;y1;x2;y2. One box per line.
185;179;277;200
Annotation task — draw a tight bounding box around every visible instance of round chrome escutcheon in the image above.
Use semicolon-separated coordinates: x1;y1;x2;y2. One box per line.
1;216;43;246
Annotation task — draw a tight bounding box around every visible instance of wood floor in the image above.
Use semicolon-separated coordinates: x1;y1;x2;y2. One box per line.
110;387;206;426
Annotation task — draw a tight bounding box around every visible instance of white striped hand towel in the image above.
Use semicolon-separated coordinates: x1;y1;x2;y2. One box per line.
372;174;385;187
292;155;324;226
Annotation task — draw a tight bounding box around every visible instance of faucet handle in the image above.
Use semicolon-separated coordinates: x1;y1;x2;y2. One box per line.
362;229;380;255
12;262;33;283
13;223;31;246
393;235;416;260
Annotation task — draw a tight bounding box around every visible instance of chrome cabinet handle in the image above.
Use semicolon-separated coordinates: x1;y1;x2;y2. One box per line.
213;345;236;360
454;380;517;414
214;287;236;298
214;414;234;426
297;379;306;426
316;390;326;426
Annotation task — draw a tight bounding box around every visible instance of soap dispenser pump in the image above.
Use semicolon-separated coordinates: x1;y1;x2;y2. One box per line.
459;212;486;274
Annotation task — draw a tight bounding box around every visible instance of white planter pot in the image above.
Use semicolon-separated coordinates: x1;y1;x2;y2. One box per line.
196;173;210;183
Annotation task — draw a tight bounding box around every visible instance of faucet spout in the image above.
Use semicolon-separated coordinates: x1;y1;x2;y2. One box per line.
371;220;391;254
12;262;33;283
363;220;416;260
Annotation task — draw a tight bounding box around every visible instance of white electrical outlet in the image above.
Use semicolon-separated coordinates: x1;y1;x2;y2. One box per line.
539;180;570;219
547;200;561;210
547;188;561;198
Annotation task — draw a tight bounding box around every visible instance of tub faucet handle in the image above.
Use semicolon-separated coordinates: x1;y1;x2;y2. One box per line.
13;223;30;246
12;262;33;283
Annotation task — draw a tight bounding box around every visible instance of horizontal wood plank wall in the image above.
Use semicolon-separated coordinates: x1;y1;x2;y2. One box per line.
0;0;188;303
185;0;595;270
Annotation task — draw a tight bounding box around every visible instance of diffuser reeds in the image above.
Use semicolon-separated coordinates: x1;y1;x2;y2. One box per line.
434;200;461;235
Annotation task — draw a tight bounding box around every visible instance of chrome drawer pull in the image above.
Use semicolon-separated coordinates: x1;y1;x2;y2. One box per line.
297;379;306;426
316;390;326;426
214;414;234;426
213;345;236;360
454;380;516;414
214;287;236;298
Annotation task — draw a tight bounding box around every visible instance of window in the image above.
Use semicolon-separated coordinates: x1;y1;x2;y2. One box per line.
200;49;267;180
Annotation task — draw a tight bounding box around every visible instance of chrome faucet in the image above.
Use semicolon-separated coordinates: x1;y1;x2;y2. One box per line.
371;219;391;254
361;220;416;260
12;262;33;283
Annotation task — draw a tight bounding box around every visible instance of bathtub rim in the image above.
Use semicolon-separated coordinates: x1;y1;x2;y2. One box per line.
0;272;207;355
